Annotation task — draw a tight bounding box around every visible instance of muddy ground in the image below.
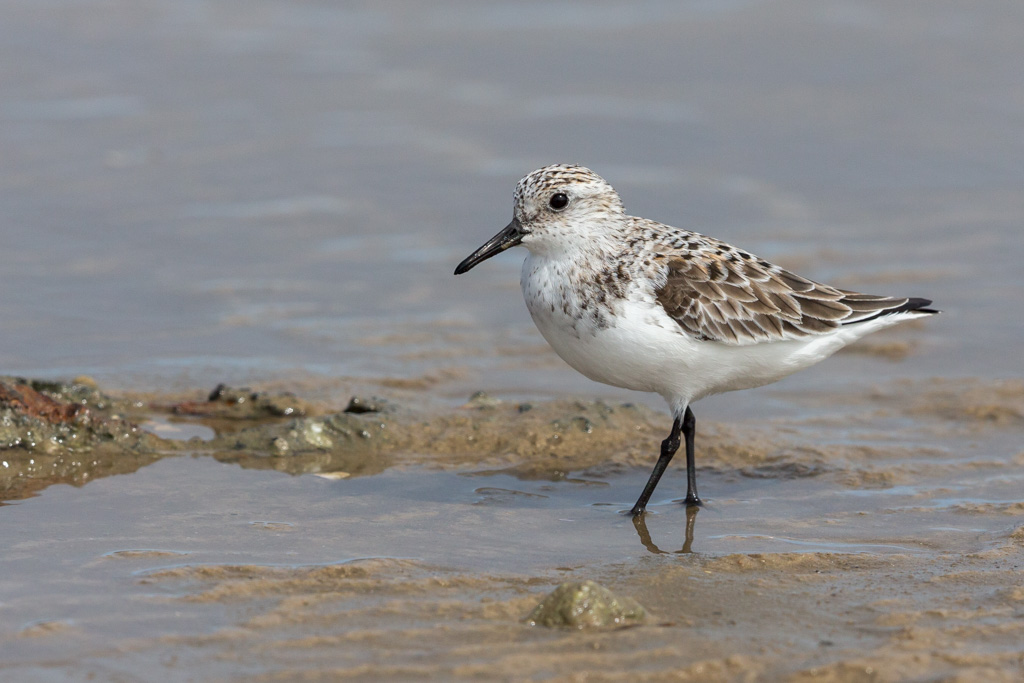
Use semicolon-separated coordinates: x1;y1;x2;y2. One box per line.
1;376;1023;681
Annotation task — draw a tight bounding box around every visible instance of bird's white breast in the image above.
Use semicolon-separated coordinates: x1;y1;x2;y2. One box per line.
521;253;698;395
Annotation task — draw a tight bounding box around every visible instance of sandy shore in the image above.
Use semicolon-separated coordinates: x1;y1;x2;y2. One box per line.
2;376;1023;681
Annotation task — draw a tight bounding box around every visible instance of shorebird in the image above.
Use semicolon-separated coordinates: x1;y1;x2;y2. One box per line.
455;164;937;516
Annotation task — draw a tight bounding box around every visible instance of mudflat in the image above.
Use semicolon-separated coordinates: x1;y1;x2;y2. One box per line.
2;376;1022;681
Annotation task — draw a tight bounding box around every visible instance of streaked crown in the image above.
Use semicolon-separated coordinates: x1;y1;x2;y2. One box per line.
512;164;626;254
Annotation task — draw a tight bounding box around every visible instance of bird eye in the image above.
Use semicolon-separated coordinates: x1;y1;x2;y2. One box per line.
548;193;569;211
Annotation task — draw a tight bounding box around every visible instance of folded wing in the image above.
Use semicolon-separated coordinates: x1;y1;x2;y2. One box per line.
653;248;935;345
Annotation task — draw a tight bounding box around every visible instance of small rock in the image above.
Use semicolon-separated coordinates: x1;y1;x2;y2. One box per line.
466;391;502;409
174;384;311;419
525;580;646;629
71;376;98;389
300;421;333;449
344;396;383;414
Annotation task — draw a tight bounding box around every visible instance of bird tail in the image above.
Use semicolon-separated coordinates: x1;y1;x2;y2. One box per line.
841;295;939;325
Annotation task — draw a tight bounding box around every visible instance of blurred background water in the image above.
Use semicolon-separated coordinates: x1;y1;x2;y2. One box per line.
1;0;1021;401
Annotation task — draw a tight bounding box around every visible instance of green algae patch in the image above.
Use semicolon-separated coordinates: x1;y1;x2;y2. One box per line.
526;580;647;629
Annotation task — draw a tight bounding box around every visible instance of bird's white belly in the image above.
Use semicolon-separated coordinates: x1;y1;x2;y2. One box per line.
529;296;695;394
521;259;886;411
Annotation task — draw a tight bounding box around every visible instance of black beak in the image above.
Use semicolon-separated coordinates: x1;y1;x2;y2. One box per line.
453;217;526;275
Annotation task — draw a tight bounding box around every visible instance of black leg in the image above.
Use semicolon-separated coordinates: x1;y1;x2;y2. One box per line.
681;406;701;507
629;415;682;517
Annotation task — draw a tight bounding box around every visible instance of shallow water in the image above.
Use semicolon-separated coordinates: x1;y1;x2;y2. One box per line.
2;385;1023;679
2;0;1024;680
2;0;1021;393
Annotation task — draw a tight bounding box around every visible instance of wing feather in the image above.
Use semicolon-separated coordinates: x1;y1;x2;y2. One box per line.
651;237;933;345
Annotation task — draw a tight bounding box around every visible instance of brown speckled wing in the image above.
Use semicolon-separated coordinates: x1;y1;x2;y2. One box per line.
653;247;920;345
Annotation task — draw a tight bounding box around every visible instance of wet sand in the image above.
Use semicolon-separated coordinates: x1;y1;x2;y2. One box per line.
2;376;1024;681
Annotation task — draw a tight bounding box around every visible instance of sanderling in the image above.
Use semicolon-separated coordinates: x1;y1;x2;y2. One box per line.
455;164;938;516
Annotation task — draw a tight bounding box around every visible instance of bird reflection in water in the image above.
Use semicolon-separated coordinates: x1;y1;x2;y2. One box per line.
632;505;699;554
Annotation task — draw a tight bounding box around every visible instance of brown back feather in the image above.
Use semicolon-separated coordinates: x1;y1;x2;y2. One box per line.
654;253;915;345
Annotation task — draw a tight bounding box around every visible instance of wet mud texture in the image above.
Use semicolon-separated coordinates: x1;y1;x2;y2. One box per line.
1;379;679;501
6;376;1023;501
102;540;1024;682
3;376;1024;681
0;377;170;501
